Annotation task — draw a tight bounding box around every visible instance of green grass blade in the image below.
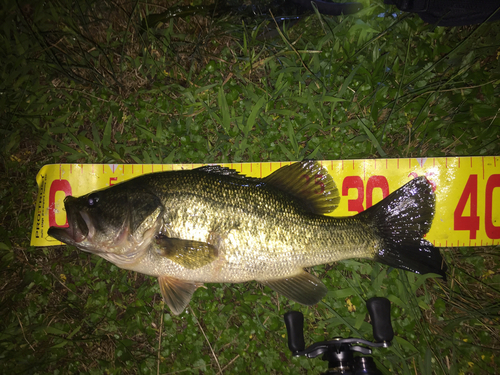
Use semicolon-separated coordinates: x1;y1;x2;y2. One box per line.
358;120;387;157
103;113;112;148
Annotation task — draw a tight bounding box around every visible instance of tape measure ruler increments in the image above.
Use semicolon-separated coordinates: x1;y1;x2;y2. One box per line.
31;156;500;248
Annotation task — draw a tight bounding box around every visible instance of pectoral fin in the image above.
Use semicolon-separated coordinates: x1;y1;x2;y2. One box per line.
155;235;218;269
259;271;327;306
158;276;201;315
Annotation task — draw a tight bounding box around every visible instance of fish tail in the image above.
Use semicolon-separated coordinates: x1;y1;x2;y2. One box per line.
360;176;447;280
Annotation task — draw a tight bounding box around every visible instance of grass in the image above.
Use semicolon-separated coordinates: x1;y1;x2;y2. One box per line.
1;0;500;373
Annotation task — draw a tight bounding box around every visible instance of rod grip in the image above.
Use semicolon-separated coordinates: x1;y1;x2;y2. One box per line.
284;311;305;353
367;297;394;343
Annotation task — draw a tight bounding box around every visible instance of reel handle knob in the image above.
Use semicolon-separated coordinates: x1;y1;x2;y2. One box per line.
284;311;305;353
367;297;394;343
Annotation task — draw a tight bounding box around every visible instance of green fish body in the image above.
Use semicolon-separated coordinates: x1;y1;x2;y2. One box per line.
48;161;446;314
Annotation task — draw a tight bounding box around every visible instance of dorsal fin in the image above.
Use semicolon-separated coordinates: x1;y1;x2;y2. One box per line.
195;165;254;179
263;160;340;215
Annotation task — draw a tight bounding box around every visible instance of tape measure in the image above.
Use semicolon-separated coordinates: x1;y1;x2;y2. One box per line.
31;156;500;247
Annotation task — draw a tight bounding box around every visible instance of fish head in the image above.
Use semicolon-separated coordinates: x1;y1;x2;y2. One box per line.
48;185;163;266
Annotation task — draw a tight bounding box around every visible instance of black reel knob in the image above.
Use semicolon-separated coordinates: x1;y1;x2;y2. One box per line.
284;311;305;353
366;297;394;343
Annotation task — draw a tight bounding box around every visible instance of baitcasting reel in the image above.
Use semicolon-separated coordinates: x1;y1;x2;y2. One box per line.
284;297;394;375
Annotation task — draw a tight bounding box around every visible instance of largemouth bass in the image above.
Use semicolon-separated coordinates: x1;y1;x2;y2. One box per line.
48;161;447;315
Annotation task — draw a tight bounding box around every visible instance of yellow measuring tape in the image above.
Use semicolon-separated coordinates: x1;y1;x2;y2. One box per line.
31;156;500;247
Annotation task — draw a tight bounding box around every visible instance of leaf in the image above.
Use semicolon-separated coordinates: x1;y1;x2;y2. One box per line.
371;266;386;292
245;95;266;136
339;64;361;98
278;143;295;161
417;298;430;310
305;144;321;159
287;119;298;156
51;140;85;158
433;298;446;317
358;120;387;157
354;312;365;330
52;112;72;125
136;125;156;140
307;95;321;118
193;358;206;371
51;340;69;349
410;273;441;294
0;242;12;251
316;96;345;103
195;83;218;95
419;346;432;375
321;305;363;338
163;149;176;163
217;86;231;135
386;294;406;309
328;288;355;299
130;154;142;164
77;134;97;151
394;336;419;354
142;150;151;164
91;124;101;150
243;293;261;302
66;325;82;340
45;326;68;336
269;109;296;116
335;119;358;128
103;113;112;148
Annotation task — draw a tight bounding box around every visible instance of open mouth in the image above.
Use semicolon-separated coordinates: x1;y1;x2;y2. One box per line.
48;198;89;245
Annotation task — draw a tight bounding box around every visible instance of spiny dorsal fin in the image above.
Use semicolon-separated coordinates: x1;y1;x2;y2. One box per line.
263;160;340;215
195;165;254;179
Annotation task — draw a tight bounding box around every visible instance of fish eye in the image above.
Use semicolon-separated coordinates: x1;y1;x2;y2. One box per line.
87;193;100;207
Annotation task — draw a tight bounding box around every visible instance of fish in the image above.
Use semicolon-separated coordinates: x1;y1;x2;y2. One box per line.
48;160;447;315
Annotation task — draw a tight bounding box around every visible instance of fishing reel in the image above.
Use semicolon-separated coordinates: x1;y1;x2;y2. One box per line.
284;297;394;375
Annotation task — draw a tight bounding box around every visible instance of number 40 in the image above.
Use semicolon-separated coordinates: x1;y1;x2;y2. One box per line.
454;174;500;240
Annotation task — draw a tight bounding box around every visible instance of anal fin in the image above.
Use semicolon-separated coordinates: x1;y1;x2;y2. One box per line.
158;275;201;315
259;271;327;306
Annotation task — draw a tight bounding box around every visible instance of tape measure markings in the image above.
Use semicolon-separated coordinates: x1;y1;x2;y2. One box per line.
30;157;500;247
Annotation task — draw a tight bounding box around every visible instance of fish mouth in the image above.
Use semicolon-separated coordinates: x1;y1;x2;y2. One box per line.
48;200;90;245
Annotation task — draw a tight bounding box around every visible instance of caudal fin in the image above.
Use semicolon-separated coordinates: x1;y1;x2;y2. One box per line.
360;176;448;280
